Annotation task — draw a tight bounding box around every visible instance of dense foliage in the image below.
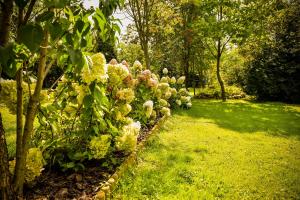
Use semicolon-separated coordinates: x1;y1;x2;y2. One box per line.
32;53;191;172
244;1;300;103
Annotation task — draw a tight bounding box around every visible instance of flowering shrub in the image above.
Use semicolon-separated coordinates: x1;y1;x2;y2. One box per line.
34;53;192;171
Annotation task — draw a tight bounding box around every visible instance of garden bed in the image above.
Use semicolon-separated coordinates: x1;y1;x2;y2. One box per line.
24;116;166;200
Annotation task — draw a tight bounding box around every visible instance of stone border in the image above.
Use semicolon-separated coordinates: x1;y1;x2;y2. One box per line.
94;116;168;200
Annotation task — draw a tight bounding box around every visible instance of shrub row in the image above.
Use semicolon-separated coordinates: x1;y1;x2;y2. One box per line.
9;53;192;182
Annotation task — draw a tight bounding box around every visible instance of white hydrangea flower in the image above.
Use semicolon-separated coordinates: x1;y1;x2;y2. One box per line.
164;91;172;99
163;68;168;75
133;60;143;71
116;88;135;103
187;102;192;108
159;99;168;107
143;100;154;118
176;99;182;106
161;107;171;116
177;76;185;85
158;83;170;91
170;77;176;84
160;77;169;83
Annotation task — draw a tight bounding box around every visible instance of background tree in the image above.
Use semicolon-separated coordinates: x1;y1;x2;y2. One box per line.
245;0;300;103
125;0;157;69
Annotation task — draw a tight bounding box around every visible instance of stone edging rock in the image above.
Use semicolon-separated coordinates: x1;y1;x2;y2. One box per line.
94;116;168;200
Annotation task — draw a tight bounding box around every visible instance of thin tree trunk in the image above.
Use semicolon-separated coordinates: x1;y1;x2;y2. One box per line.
143;43;150;69
13;30;49;197
216;39;226;101
13;8;24;196
0;0;14;46
216;4;226;102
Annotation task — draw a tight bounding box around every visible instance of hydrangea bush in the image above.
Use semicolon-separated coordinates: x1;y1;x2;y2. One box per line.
34;53;192;171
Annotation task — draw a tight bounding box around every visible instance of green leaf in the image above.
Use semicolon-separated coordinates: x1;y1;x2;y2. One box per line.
80;38;87;47
44;0;70;8
48;22;64;41
19;24;44;52
36;11;54;22
65;33;73;46
0;44;13;66
75;20;85;33
68;49;84;68
83;95;94;108
4;61;22;78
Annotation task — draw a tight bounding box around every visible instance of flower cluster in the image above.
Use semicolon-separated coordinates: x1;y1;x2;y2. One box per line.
116;121;141;154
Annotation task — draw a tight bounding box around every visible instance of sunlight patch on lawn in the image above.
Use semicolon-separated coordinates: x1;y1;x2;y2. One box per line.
113;99;300;199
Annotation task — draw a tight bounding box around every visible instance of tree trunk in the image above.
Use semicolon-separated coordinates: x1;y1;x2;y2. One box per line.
216;39;226;101
0;0;14;46
143;43;150;69
0;113;14;200
13;30;49;196
0;1;15;199
13;69;23;193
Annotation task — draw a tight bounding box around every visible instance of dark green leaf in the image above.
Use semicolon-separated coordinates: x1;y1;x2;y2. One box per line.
36;11;54;22
14;0;29;8
48;22;64;40
19;24;44;52
75;20;85;33
68;49;84;68
44;0;70;8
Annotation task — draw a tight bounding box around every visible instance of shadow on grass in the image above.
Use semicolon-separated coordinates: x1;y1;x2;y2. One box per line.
175;99;300;138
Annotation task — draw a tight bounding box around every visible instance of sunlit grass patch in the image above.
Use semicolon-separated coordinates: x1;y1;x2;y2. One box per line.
113;99;300;199
0;104;16;158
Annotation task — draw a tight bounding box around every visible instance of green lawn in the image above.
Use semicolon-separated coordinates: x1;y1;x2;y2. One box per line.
113;99;300;199
0;104;17;158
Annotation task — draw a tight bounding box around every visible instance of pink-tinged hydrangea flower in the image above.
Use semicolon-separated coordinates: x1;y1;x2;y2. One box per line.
147;78;158;89
82;53;107;84
161;107;171;116
109;59;118;65
151;73;159;81
143;100;154;118
177;76;185;84
107;63;130;86
116;88;135;103
133;61;143;72
163;68;168;75
122;60;129;68
170;77;176;84
142;70;152;79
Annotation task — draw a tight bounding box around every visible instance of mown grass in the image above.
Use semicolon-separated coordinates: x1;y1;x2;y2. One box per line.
113;99;300;199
